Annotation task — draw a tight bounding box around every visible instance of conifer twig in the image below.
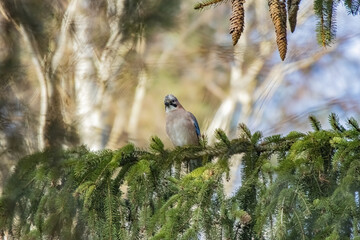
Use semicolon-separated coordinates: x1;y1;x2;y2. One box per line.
344;0;360;15
238;123;251;140
309;115;322;131
329;113;344;132
314;0;337;46
348;117;360;132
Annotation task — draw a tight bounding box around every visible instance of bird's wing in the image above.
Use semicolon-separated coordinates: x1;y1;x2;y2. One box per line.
189;112;200;137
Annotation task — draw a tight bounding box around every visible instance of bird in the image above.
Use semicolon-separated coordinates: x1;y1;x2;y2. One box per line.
164;94;202;172
164;94;200;147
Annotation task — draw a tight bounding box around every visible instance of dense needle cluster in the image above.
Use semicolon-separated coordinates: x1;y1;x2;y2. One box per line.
1;114;360;239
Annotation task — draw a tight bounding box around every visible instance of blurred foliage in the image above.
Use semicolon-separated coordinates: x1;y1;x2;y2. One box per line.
1;0;61;54
120;0;181;41
1;114;359;239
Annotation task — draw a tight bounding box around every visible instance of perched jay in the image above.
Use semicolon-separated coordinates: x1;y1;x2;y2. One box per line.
164;94;200;147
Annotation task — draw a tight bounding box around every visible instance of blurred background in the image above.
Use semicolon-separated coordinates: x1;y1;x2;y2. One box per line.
0;0;360;187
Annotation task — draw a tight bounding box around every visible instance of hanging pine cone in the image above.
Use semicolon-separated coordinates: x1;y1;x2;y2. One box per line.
287;0;301;32
229;0;245;46
268;0;287;60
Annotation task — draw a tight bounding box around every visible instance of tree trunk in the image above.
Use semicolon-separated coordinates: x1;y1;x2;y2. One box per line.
73;0;103;150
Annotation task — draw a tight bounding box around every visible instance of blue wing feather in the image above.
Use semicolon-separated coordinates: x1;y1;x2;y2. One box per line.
189;112;200;137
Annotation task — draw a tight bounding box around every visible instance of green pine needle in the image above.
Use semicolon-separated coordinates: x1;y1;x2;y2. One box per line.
215;129;231;146
309;115;322;131
238;123;252;140
1;113;360;239
344;0;360;15
314;0;338;47
150;136;165;153
329;113;345;132
347;117;360;132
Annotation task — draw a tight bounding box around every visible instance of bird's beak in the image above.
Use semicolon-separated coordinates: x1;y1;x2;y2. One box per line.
164;101;170;107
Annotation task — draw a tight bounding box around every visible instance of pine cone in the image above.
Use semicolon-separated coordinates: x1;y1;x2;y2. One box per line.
268;0;287;60
288;0;301;32
229;0;245;46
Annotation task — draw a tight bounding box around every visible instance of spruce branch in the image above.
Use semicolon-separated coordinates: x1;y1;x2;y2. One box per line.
150;136;165;154
309;115;322;131
314;0;338;47
251;131;263;145
263;134;282;145
324;0;337;44
229;0;245;46
200;134;208;148
105;180;114;239
2;114;360;239
314;0;326;46
347;117;360;132
329;113;345;132
193;145;227;157
268;0;288;61
215;129;231;146
344;0;360;15
238;123;252;140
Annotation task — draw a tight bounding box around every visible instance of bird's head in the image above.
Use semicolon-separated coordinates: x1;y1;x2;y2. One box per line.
164;94;181;112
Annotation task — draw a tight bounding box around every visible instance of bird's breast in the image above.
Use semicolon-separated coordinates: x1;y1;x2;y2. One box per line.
166;110;198;146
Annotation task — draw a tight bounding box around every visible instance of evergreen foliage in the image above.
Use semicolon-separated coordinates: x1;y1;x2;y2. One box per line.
1;114;360;239
314;0;338;47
